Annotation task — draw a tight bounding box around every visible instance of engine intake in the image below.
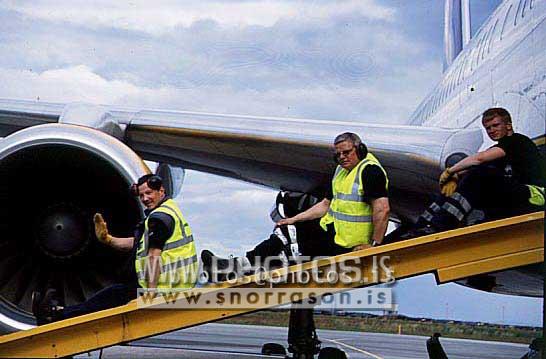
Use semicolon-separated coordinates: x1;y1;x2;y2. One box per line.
0;124;148;331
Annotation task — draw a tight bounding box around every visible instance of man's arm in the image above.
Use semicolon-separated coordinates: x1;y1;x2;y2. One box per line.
146;248;162;289
144;214;174;289
449;147;506;174
277;198;331;225
370;197;390;244
352;197;390;250
107;236;135;251
94;213;134;251
352;165;390;250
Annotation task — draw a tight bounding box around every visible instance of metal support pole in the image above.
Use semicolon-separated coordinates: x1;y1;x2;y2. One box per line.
288;304;320;358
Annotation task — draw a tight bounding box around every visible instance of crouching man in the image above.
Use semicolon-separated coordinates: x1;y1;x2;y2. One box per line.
32;174;198;324
202;132;390;280
388;107;545;242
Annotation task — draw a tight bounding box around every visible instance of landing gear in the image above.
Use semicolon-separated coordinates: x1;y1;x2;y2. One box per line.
519;337;543;359
261;342;287;356
426;333;448;359
317;347;347;359
261;304;347;358
287;306;321;358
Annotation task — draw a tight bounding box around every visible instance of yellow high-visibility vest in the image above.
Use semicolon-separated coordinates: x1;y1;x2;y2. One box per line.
135;199;198;289
320;153;388;248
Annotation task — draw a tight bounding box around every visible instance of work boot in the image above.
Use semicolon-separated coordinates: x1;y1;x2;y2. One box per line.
201;250;244;282
34;288;62;325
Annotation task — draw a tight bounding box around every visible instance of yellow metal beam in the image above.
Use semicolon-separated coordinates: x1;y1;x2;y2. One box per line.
0;212;543;358
437;248;543;283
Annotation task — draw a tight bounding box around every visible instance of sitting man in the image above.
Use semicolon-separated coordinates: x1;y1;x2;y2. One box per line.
388;107;545;241
202;132;390;280
32;174;198;324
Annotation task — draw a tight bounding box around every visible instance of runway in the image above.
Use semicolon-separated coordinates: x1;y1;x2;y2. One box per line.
74;323;530;359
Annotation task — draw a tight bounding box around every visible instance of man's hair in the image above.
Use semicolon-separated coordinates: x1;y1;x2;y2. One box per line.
136;174;163;191
482;107;512;124
333;132;368;160
334;132;363;146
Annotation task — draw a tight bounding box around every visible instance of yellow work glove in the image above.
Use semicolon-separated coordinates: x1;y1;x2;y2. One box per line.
439;168;453;186
441;178;458;196
94;213;112;245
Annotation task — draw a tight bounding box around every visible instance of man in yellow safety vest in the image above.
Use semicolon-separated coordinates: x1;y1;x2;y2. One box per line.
32;174;197;324
278;132;390;251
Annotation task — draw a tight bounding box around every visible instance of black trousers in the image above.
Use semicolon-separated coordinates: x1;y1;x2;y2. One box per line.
425;165;542;231
60;283;134;320
457;166;540;218
245;223;351;266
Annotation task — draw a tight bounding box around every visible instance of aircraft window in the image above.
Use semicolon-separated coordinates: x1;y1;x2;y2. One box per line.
514;0;523;25
501;5;513;39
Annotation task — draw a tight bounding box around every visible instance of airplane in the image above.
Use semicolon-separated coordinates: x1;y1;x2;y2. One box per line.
0;0;543;335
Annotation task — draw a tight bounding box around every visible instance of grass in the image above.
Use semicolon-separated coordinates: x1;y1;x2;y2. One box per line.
220;310;541;344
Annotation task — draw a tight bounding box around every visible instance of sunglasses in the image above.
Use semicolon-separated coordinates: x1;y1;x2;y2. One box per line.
334;147;356;158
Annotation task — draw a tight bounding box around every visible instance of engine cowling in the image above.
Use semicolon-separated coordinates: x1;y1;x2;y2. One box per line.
0;123;148;332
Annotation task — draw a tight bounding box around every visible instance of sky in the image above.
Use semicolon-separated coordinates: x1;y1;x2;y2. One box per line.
0;0;541;327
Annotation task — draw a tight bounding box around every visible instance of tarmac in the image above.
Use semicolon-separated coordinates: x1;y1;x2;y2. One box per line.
74;323;530;359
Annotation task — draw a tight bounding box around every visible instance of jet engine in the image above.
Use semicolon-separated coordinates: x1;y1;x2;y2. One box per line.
0;124;148;332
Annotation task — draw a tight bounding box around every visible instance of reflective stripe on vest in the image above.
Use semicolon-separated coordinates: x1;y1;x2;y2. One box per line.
527;185;545;206
327;208;372;223
135;199;198;289
320;153;388;248
137;254;198;282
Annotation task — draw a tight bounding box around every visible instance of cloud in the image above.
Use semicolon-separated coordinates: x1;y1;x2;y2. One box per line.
3;0;394;35
0;1;440;124
0;62;434;124
176;171;276;258
0;65;148;103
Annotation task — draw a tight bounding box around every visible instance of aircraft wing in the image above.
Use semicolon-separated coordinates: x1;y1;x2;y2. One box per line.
0;98;483;220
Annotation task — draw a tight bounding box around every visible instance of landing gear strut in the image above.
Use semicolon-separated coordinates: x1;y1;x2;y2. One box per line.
261;304;347;358
287;306;321;358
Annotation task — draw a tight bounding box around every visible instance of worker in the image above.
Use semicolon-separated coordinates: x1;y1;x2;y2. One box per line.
202;132;390;280
32;174;198;324
390;107;545;241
